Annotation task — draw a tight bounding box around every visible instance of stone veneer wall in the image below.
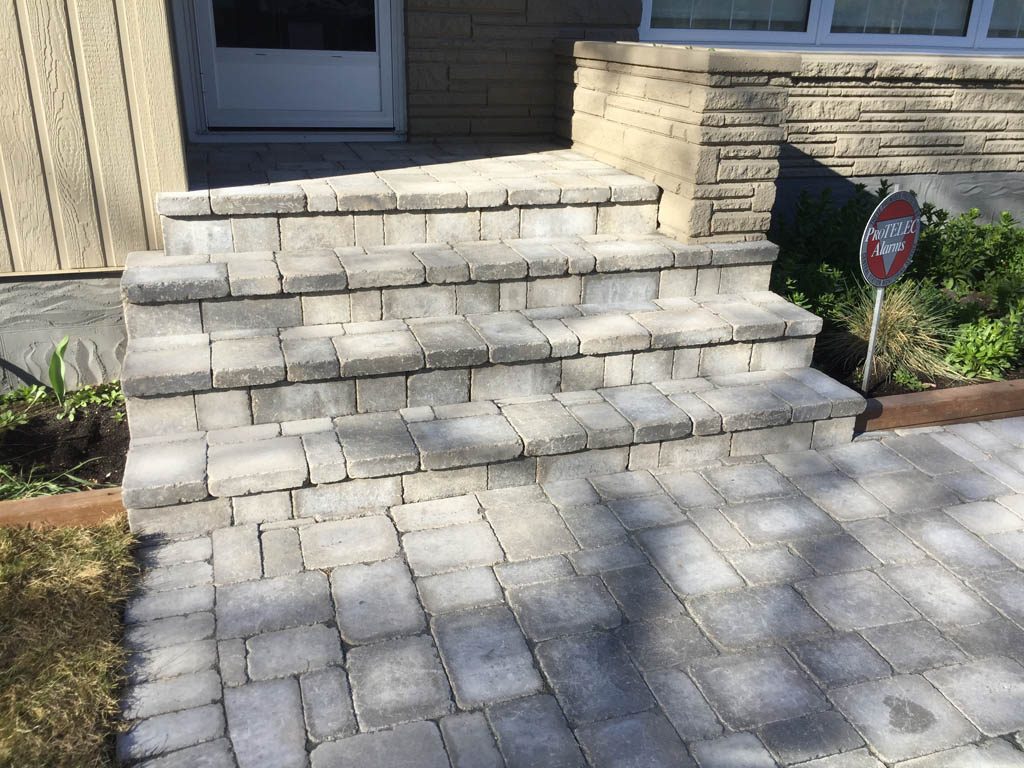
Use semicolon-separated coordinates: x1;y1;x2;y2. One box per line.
784;55;1024;182
557;42;1024;241
556;42;800;242
405;0;641;137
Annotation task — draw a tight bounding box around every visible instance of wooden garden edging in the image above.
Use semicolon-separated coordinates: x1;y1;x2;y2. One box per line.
857;379;1024;432
0;487;124;528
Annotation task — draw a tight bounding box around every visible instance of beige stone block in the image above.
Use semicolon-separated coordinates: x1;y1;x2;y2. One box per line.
353;214;385;247
596;203;657;235
426;211;480;242
520;206;597;238
659;192;712;240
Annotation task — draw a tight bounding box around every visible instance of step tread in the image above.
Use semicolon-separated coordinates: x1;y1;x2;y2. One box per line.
157;147;660;217
120;368;865;510
120;293;822;397
120;235;778;305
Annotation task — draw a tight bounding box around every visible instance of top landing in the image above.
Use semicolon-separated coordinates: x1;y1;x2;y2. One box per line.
160;142;660;218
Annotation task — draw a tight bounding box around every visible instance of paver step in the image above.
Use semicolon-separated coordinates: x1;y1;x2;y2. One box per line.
121;294;822;427
120;236;778;338
155;148;661;256
121;367;865;515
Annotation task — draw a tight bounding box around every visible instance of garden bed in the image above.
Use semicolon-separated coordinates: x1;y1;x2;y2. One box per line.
773;183;1024;399
1;384;128;500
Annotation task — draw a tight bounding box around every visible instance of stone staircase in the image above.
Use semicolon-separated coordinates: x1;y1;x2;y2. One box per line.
119;147;864;537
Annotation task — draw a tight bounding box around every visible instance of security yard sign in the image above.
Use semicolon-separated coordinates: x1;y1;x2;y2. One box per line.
859;190;922;391
860;190;922;288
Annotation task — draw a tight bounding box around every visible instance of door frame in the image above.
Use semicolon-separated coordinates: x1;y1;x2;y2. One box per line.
171;0;407;142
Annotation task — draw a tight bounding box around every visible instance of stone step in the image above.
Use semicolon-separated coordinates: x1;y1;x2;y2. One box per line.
121;293;823;431
121;236;778;337
156;148;661;256
121;368;866;521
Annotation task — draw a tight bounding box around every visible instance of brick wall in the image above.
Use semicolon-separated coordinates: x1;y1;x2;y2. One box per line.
405;0;641;138
783;55;1024;182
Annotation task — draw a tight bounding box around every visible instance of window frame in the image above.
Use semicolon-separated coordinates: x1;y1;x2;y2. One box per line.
638;0;1024;53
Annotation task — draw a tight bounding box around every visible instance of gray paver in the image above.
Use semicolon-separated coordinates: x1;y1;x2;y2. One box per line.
348;635;452;729
703;462;796;502
880;562;996;625
637;522;743;595
335;411;419;477
615;615;716;671
409;414;523;470
487;694;586;768
418;567;504;614
246;623;343;680
691;647;828;729
607;494;684;530
509;575;621;640
330;558;425;644
440;712;504;768
117;704;225;764
310;721;449;768
121;669;221;720
535;631;654;725
299;517;398;569
645;666;723;741
403;521;504;576
224;678;307;768
486;502;577;560
216;571;332;638
300;667;356;742
925;656;1024;736
895;511;1014;574
688;584;829;649
689;733;777;768
760;711;864;765
577;710;694;768
831;674;980;763
722;497;839;544
792;633;893;688
433;605;543;708
798;570;919;631
795;533;881;574
861;620;967;673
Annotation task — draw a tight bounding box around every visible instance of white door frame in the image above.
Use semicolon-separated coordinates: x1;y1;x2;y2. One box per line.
171;0;407;142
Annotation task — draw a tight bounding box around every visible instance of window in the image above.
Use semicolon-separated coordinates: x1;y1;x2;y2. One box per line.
640;0;1024;51
650;0;811;32
830;0;972;36
989;0;1024;36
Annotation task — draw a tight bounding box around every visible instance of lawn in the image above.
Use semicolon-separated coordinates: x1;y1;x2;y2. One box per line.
0;517;137;768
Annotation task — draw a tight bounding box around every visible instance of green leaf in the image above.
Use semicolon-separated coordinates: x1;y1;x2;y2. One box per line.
48;336;69;406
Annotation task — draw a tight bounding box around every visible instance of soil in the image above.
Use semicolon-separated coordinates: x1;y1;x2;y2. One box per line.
0;405;129;486
861;367;1024;398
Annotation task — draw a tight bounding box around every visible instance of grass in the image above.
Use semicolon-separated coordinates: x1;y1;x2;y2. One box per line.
0;461;107;502
0;517;137;768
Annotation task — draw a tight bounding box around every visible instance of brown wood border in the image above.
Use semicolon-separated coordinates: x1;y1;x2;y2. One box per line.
857;379;1024;432
0;487;124;528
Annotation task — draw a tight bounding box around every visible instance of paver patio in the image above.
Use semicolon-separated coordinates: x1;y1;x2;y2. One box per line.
118;416;1024;767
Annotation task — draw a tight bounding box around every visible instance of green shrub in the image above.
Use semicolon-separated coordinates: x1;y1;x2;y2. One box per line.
946;308;1023;380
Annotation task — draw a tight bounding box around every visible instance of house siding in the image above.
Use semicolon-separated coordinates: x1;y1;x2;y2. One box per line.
0;0;186;276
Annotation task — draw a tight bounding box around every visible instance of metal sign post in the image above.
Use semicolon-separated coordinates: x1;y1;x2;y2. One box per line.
858;190;923;393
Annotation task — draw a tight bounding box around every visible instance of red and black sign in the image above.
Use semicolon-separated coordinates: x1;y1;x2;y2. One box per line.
860;191;922;288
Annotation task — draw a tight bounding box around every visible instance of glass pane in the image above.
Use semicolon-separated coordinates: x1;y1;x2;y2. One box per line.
990;0;1024;37
832;0;971;35
650;0;810;30
213;0;377;52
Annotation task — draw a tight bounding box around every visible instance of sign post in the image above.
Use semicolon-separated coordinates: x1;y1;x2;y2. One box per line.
858;190;922;392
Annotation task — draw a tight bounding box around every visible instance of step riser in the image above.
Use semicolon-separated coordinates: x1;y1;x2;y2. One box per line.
125;336;816;438
127;414;857;535
125;264;774;337
162;202;659;257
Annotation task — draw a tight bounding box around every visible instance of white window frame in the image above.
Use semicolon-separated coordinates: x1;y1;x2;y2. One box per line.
639;0;1024;53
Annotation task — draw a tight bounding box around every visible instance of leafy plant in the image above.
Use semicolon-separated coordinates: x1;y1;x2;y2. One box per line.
946;312;1023;380
817;282;960;392
893;368;929;392
0;460;103;501
48;336;69;407
57;383;125;423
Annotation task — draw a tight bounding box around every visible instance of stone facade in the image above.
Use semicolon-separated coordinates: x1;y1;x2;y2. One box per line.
557;42;1024;241
405;0;642;137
